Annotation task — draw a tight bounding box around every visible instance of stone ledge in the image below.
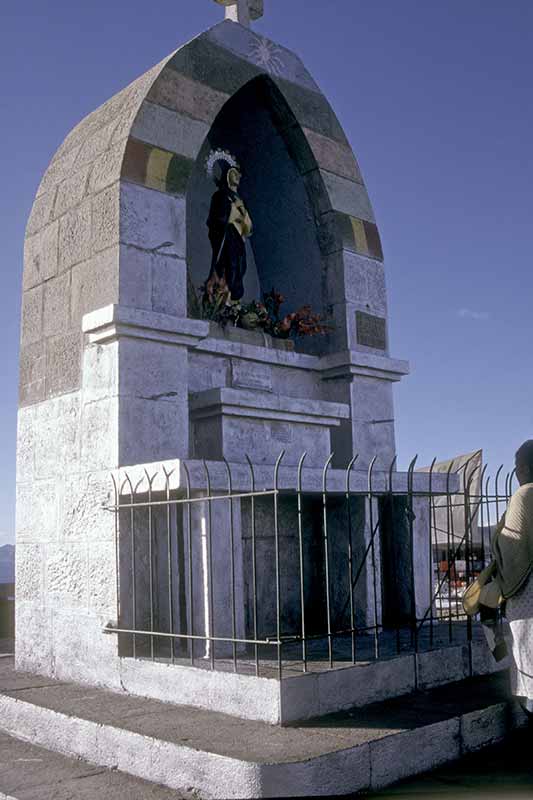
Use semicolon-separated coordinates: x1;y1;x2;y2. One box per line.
319;349;410;382
82;304;209;346
112;458;461;495
190;387;350;427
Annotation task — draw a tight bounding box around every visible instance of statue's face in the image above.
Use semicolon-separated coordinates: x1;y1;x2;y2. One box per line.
227;168;241;191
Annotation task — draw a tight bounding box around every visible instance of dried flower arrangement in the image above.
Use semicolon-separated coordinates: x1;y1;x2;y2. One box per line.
200;283;330;339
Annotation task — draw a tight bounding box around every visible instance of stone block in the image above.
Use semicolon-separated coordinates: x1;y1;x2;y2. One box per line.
341;251;387;313
33;394;81;478
43;272;71;338
36;144;82;198
19;340;46;388
131;101;209;161
275;76;349;144
317;656;415;716
370;718;461;789
45;332;82;398
20;285;43;347
462;703;508;752
116;245;151;312
304;128;363;183
118;337;188;401
89;140;127;195
279;673;320;722
206;24;321;95
351;376;394;423
75;118;119;168
53;163;91;219
46;542;88;606
19;378;46;407
14;602;53;675
351;419;396;469
82;340;119;404
417;645;467;690
16;406;36;482
151;255;187;316
70;247;120;326
188;352;230;393
16;543;43;601
92;184;120;253
26;189;56;236
89;540;117;615
320;170;375;222
168;35;261;98
231;360;272;391
81;397;119;471
261;745;372;798
119;396;189;465
16;480;57;542
58;200;92;270
147;69;228;123
23;221;59;290
120;182;186;258
57;471;115;542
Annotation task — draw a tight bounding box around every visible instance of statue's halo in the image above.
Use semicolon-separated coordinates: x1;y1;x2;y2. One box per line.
205;149;240;179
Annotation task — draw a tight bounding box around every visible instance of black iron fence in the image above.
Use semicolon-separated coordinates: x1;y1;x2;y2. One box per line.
105;451;514;678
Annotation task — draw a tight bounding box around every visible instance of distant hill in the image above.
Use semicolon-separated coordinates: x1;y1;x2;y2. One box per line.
0;545;14;584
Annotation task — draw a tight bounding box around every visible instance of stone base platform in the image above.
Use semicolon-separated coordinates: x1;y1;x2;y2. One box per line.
0;658;525;798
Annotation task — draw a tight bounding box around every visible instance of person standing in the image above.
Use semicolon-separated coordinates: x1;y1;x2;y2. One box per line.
480;440;533;719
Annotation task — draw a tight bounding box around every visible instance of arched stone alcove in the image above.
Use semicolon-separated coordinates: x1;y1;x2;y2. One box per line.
187;75;328;323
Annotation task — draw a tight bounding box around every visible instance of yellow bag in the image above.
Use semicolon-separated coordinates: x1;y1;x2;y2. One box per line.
462;560;503;616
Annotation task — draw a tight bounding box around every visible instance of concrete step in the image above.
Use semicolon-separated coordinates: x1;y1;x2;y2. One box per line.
0;657;525;799
0;730;190;800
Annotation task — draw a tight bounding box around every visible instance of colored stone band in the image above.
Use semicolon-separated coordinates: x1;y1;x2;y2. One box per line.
122;139;194;196
337;214;383;261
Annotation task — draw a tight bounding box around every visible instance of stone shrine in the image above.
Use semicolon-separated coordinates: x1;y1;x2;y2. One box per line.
15;0;418;707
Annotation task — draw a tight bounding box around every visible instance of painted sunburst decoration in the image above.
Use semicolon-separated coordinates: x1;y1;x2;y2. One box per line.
249;36;284;76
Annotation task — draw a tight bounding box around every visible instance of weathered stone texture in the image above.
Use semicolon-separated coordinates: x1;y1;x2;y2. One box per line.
16;481;57;542
43;272;71;338
70;247;120;325
120;182;186;258
89;140;128;195
60;472;114;542
33;394;81;478
26;189;56;236
304;128;363;183
188;352;230;393
23;221;59;290
81;397;119;471
92;184;120;253
45;332;82;398
53;164;92;220
15;602;53;674
147;69;228;123
75;118;119;168
58;201;92;271
46;544;88;605
131;102;209;160
16;543;43;601
36;144;82;198
20;285;43;347
320;170;375;222
89;540;117;615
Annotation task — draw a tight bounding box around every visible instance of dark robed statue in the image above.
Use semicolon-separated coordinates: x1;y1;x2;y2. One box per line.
205;151;253;302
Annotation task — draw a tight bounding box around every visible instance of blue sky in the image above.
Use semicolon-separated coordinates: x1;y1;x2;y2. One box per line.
1;0;531;545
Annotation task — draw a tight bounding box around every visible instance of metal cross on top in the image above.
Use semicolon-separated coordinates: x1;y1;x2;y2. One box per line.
214;0;264;28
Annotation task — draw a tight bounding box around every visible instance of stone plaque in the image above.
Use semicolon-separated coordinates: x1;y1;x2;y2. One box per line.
270;422;292;443
356;311;387;350
232;361;273;391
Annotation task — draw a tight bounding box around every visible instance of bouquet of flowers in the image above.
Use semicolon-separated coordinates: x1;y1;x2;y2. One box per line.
200;284;330;340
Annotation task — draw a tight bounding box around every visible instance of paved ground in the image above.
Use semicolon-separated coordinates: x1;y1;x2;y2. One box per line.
0;731;192;800
364;728;533;798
